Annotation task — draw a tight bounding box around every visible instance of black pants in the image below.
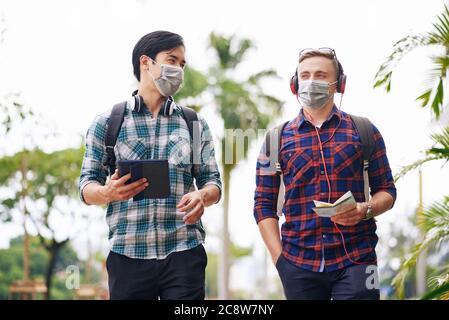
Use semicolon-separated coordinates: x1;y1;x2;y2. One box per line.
276;254;380;300
106;245;207;300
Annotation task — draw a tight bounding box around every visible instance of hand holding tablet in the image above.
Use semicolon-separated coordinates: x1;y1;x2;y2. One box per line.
117;159;171;201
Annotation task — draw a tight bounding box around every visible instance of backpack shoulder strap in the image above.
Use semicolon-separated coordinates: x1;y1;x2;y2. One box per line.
265;121;289;175
180;106;198;140
104;101;127;175
349;115;375;165
180;106;200;179
349;114;376;202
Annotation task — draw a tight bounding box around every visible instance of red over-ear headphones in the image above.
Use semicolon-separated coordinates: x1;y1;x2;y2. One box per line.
290;54;347;95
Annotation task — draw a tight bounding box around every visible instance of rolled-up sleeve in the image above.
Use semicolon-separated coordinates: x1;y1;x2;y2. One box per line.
253;138;281;224
194;115;222;202
368;124;397;205
79;114;109;204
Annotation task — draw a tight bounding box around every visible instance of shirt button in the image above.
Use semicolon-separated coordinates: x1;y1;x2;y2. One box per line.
322;234;327;239
320;170;325;175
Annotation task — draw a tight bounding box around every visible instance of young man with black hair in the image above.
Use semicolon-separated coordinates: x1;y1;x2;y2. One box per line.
253;48;396;300
79;31;221;300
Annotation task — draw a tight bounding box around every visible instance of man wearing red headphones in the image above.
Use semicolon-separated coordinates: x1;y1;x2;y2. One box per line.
253;48;396;300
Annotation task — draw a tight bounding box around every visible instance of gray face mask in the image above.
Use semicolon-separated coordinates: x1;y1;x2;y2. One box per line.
149;60;184;97
297;79;337;109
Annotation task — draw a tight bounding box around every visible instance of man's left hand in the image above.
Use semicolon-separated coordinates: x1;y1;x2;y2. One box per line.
331;202;368;226
177;190;206;225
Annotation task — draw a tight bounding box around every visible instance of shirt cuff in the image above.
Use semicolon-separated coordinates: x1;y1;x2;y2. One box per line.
255;214;280;224
201;181;222;204
79;180;102;205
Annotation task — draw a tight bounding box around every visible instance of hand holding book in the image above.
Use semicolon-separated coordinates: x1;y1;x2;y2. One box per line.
312;191;357;218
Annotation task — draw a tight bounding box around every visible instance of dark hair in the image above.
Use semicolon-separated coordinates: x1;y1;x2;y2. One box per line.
132;31;184;81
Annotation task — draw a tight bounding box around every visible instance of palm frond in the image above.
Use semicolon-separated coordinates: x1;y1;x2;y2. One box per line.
232;38;252;68
394;155;443;181
428;273;449;289
373;34;427;92
374;5;449;119
429;127;449;151
421;281;449;300
393;196;449;299
427;5;449;46
209;32;253;70
414;54;449;118
209;32;233;69
392;227;449;298
247;69;279;85
395;127;449;180
420;196;449;232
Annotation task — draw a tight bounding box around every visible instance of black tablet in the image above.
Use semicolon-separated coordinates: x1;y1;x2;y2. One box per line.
117;159;170;200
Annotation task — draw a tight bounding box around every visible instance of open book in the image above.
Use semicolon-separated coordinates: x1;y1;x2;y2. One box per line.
312;191;356;218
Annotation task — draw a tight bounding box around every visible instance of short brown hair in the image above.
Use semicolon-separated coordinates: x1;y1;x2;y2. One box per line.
298;50;339;76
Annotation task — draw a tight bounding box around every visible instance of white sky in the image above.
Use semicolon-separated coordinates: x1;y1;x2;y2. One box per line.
1;0;449;294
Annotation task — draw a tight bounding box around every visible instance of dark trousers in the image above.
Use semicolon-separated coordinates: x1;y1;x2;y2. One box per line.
276;254;380;300
106;245;207;300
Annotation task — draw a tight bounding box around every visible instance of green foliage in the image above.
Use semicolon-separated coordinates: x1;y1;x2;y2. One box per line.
376;5;449;300
374;5;449;119
392;197;449;299
209;33;252;70
208;33;283;171
394;127;449;181
230;243;253;260
174;65;209;108
205;251;218;299
0;236;80;300
0;119;85;299
206;32;283;298
0;146;85;223
0;93;35;136
390;129;449;299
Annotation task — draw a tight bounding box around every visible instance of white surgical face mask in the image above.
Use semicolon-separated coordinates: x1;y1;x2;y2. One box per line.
297;79;337;109
148;59;184;97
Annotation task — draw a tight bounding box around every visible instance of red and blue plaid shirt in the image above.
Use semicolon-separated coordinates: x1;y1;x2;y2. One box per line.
253;106;396;272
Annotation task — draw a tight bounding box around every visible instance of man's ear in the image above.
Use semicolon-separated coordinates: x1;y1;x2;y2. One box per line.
140;55;151;70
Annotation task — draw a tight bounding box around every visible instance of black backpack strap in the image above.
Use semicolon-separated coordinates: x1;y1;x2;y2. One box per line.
104;101;127;176
180;106;200;179
349;114;376;201
265;121;289;175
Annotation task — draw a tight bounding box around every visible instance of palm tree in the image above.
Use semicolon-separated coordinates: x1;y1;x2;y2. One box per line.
391;129;449;299
374;5;449;119
374;5;449;299
207;33;283;299
175;65;209;111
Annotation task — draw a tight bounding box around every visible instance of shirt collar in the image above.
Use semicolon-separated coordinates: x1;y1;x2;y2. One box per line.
295;104;341;129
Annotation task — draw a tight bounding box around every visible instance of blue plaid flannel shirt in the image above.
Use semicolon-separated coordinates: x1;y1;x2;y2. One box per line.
79;97;222;259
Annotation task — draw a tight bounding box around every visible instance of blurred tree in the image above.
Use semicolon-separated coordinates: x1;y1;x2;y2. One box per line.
374;5;449;300
0;93;38;282
0;235;79;300
204;243;253;299
174;65;209;112
0;146;85;299
207;32;283;299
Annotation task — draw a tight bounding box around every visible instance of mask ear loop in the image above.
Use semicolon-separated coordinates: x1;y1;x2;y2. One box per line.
338;93;344;110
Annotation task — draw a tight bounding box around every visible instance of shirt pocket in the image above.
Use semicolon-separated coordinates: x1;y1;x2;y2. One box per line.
167;133;192;170
332;142;363;178
114;138;148;160
281;147;315;187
